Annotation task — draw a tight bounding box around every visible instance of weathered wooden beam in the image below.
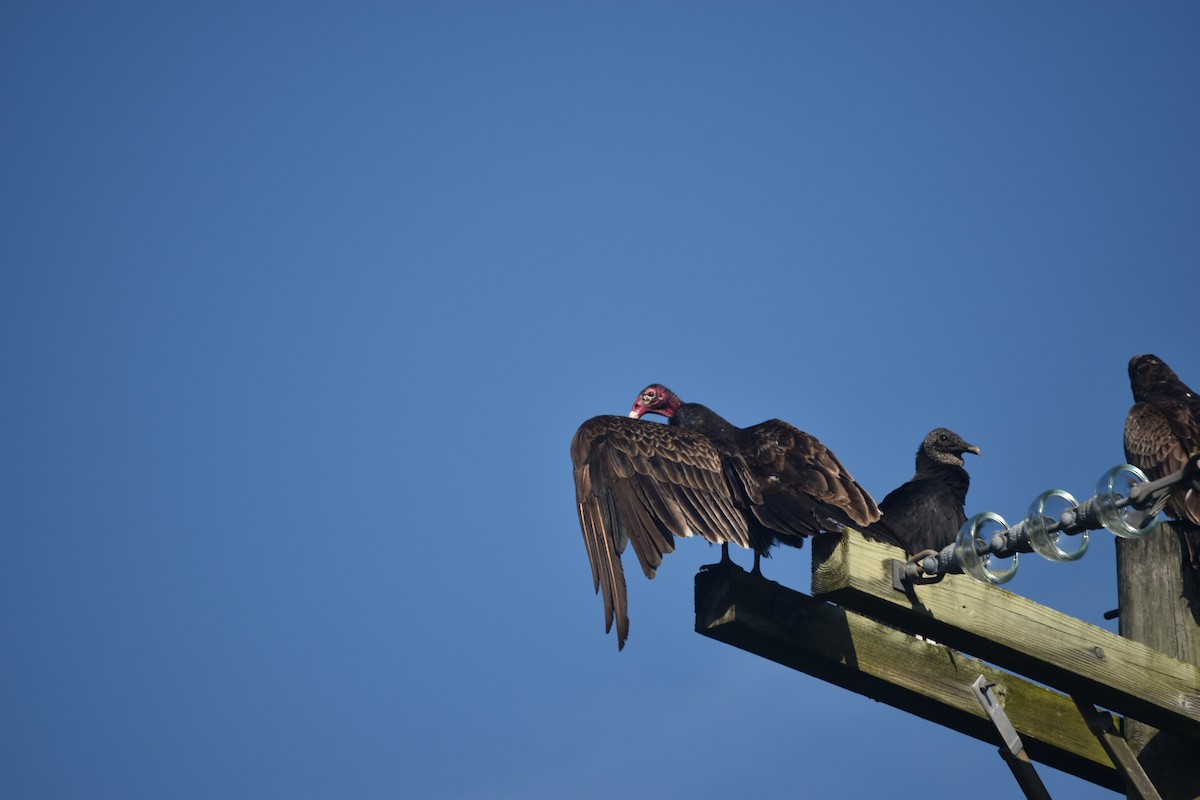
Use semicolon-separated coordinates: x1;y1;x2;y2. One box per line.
810;531;1200;740
694;560;1122;792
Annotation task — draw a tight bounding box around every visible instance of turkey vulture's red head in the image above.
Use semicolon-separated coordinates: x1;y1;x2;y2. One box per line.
629;384;682;419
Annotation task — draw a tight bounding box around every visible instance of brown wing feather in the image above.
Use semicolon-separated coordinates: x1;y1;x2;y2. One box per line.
1126;402;1200;525
571;415;751;650
574;461;628;643
740;420;881;534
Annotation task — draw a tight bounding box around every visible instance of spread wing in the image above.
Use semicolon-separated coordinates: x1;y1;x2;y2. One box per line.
570;415;751;650
738;419;881;539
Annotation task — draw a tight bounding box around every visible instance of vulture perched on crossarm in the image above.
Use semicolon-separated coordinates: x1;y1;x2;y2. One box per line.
571;384;880;649
1123;354;1200;576
862;428;981;556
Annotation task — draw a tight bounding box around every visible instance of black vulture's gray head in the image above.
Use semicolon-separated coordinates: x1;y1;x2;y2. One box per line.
920;428;981;468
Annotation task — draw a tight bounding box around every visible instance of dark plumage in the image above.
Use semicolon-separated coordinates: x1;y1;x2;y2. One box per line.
1123;354;1200;574
571;384;880;650
863;428;980;555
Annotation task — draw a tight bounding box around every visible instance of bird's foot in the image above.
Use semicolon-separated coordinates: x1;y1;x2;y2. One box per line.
700;543;734;573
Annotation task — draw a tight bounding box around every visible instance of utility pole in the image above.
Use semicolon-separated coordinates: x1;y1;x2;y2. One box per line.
1117;523;1200;800
695;530;1200;798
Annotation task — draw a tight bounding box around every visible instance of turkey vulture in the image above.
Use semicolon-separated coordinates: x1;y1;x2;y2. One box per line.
1123;354;1200;575
862;428;981;555
571;384;880;649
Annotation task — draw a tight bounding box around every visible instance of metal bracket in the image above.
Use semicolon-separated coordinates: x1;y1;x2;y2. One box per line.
972;675;1023;755
1128;452;1200;509
971;675;1052;800
890;558;944;592
1071;697;1163;800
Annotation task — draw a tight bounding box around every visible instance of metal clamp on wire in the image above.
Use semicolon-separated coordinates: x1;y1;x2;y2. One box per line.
891;549;944;592
1128;451;1200;510
1066;455;1200;537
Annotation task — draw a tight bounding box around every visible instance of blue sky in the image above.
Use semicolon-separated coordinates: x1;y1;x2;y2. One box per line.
4;3;1199;798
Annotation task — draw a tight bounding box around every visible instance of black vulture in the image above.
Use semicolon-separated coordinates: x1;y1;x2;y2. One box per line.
862;428;980;556
572;384;879;650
